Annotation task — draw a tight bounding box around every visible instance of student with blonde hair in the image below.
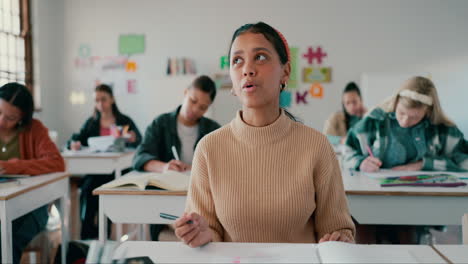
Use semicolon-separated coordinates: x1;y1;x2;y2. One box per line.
344;76;467;173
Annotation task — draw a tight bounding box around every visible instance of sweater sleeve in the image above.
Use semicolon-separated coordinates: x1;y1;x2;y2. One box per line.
313;137;355;242
422;126;468;172
67;117;93;148
185;138;223;242
132;118;163;171
2;121;65;176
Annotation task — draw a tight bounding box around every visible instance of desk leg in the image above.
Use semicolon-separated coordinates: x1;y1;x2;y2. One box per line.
57;186;69;264
1;202;12;264
138;224;145;240
99;196;107;243
114;164;123;240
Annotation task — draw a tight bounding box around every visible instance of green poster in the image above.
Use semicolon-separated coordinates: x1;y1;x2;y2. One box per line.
119;34;145;55
288;47;298;89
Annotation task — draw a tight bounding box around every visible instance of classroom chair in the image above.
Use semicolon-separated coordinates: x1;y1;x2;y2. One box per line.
463;213;468;244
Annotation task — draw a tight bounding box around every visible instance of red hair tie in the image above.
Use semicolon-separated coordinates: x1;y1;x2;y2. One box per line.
274;28;290;63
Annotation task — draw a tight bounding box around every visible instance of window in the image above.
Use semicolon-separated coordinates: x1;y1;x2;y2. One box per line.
0;0;33;91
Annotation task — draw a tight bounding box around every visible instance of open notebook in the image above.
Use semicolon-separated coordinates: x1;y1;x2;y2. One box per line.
101;171;190;191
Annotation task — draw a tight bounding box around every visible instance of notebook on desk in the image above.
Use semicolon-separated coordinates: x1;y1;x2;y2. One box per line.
101;171;190;191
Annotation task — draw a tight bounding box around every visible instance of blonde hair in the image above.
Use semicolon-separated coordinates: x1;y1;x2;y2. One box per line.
380;76;454;126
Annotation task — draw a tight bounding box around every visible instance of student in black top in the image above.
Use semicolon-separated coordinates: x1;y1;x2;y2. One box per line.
132;75;220;240
68;84;142;239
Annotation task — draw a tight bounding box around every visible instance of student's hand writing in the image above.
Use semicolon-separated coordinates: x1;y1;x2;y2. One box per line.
319;231;353;243
165;160;190;172
175;212;212;248
70;141;81;151
359;156;382;172
391;160;423;171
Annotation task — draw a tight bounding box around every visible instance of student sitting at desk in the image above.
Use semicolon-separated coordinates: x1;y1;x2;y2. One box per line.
344;76;468;172
0;82;65;263
344;76;468;244
68;84;142;239
323;82;366;145
132;75;220;240
174;22;355;247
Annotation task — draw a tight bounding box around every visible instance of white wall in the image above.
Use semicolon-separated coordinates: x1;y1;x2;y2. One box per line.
31;0;64;142
33;0;468;146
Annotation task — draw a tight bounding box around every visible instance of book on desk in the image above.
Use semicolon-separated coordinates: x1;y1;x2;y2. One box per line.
100;170;190;191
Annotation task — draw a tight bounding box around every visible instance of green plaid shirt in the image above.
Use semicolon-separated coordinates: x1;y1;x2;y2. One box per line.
344;108;468;172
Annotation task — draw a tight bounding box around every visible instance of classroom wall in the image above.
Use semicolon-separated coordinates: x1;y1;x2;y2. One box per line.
33;0;468;147
31;0;65;137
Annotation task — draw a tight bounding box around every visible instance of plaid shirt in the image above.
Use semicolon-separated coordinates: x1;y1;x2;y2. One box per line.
344;108;468;172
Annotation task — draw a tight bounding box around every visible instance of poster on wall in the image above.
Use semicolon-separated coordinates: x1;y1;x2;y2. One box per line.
119;34;145;55
73;41;141;99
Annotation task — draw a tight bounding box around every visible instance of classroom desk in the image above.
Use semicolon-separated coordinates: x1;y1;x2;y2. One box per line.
433;245;468;264
62;149;135;178
93;171;187;243
62;149;135;240
0;172;70;264
343;171;468;225
111;241;446;263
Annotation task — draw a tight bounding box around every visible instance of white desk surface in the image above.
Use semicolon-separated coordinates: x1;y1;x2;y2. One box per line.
112;241;446;264
343;171;468;196
343;171;468;225
433;245;468;264
62;149;135;176
61;149;135;159
0;172;70;264
94;171;187;242
0;172;69;200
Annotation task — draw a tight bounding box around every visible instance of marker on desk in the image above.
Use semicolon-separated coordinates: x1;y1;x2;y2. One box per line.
171;146;180;161
160;212;193;224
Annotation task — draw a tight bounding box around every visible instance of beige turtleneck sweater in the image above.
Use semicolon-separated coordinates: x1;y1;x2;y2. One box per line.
186;109;355;243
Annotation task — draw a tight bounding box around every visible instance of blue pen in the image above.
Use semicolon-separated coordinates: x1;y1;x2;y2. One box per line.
349;168;354;176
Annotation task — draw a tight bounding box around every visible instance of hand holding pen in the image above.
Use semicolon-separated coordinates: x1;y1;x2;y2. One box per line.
165;146;190;172
172;212;213;248
359;145;382;172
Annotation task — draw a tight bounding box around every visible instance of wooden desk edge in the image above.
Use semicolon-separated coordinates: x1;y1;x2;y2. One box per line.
93;189;187;196
346;190;468;197
0;172;70;200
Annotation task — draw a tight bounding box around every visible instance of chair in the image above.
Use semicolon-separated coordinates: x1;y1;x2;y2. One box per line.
463;213;468;244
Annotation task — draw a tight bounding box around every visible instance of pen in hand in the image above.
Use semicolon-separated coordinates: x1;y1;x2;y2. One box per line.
365;145;374;158
160;212;193;224
171;146;180;161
